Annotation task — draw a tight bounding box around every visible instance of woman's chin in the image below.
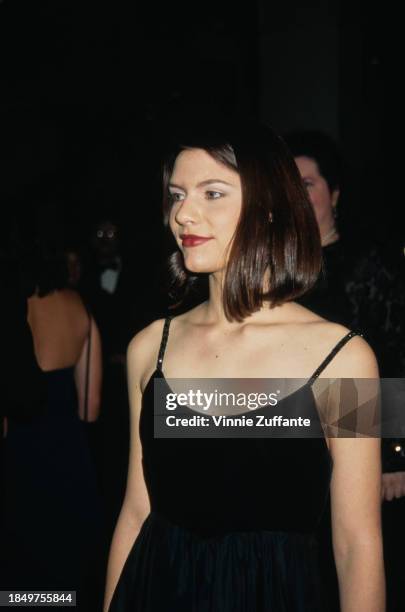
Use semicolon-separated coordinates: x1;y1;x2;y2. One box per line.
183;257;222;275
184;263;212;274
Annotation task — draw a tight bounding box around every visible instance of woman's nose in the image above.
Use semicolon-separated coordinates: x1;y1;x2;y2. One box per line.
174;196;200;225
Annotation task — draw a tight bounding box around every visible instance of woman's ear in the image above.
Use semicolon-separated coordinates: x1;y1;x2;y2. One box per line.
331;188;340;210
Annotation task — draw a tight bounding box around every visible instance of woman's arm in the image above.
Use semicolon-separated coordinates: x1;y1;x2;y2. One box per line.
330;437;384;611
74;316;102;422
327;337;385;612
103;324;159;612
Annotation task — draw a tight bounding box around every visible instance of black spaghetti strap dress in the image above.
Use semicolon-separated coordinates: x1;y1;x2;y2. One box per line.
109;318;358;612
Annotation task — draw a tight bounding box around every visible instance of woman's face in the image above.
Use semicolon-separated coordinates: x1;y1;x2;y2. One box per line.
168;148;242;274
294;156;339;231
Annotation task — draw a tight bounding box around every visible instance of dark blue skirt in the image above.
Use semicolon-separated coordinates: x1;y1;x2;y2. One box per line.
109;512;326;612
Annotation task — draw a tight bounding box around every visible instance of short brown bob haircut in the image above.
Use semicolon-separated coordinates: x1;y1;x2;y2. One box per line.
162;120;321;322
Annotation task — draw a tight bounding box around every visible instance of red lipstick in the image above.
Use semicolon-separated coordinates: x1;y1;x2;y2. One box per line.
180;234;213;247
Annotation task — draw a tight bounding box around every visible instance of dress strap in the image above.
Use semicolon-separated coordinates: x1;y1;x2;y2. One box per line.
156;316;173;371
308;330;360;384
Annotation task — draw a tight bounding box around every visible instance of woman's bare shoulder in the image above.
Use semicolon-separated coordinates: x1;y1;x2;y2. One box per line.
307;320;378;378
127;319;168;388
127;318;166;361
285;304;353;350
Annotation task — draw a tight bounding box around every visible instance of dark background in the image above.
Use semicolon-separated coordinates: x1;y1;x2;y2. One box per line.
0;0;389;270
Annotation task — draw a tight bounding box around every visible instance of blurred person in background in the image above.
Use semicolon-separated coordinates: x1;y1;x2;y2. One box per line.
284;130;405;377
79;212;146;567
1;202;104;611
285;130;405;612
81;215;135;362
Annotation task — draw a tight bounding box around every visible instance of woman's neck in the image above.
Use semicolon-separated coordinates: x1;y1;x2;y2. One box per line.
202;273;233;326
200;271;293;329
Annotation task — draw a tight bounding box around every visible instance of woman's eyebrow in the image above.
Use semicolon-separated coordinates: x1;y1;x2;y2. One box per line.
197;179;234;187
169;179;235;190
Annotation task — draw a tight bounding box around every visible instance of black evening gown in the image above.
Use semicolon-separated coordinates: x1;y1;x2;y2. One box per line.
2;366;103;596
109;318;357;612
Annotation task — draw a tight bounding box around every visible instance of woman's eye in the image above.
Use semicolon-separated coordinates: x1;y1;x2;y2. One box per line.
169;192;184;203
303;180;314;190
206;191;222;200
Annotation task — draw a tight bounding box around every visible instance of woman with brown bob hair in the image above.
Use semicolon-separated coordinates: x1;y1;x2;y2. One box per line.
104;122;384;612
162;123;321;319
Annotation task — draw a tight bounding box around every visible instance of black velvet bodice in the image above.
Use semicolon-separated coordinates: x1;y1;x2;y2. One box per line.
140;368;333;537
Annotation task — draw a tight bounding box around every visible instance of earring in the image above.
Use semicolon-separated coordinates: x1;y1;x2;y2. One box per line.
268;212;274;223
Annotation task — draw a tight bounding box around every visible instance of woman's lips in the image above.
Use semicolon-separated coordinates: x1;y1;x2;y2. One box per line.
180;235;213;247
